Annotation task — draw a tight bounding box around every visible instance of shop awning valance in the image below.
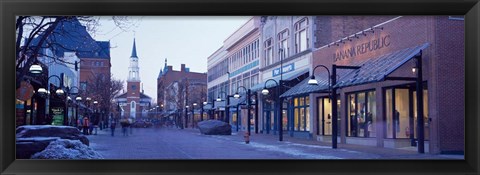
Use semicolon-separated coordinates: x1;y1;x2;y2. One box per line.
280;43;430;98
250;68;309;92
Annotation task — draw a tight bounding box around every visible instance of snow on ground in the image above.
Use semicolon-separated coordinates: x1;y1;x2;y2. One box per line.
284;142;364;154
31;139;103;159
208;135;341;159
246;142;342;159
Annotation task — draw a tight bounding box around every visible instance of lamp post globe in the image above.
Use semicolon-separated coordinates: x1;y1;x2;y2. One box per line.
55;88;65;95
307;75;319;85
261;88;269;95
29;64;43;74
233;93;240;99
37;88;47;94
76;96;82;101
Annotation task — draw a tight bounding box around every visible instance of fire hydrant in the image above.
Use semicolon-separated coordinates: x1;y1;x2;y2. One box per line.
244;132;250;144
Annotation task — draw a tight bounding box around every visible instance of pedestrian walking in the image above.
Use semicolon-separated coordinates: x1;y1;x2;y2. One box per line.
77;118;82;130
120;117;129;136
128;118;133;135
93;116;99;135
89;121;94;135
110;119;116;136
82;116;89;135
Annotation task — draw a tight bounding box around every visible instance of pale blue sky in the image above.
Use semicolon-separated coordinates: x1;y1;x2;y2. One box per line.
93;16;251;102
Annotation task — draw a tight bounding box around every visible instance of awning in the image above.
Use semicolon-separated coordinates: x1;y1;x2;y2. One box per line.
280;43;430;98
250;68;309;92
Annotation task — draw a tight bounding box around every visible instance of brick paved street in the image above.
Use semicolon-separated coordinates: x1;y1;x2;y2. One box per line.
87;127;464;160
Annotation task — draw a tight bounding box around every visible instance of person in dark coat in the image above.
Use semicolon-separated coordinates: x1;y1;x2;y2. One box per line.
120;117;129;136
82;116;90;135
110;119;117;136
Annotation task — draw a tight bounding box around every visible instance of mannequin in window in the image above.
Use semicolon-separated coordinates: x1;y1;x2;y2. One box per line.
395;110;400;133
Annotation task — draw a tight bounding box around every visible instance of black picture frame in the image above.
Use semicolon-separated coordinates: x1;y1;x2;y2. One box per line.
1;0;478;174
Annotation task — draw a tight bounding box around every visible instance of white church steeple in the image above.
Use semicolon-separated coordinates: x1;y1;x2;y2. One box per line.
128;38;140;82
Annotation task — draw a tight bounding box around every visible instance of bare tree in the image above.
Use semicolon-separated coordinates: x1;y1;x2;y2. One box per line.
81;73;123;125
16;16;139;87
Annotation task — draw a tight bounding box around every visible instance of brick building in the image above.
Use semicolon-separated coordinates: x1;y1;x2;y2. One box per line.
281;16;464;154
157;60;207;116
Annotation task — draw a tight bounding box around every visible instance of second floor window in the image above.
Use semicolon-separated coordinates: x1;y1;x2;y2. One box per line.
295;18;309;53
278;29;289;60
264;38;273;67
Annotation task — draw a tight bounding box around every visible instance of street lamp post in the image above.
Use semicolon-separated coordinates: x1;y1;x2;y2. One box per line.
200;100;204;122
203;96;215;120
185;105;189;128
36;75;65;125
309;64;360;148
308;64;333;147
234;86;251;135
262;79;282;141
252;92;259;134
192;103;197;127
65;86;80;126
217;91;233;124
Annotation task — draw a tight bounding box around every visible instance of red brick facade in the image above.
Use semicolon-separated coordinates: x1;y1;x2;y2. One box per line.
311;16;464;154
79;58;111;86
157;64;207;107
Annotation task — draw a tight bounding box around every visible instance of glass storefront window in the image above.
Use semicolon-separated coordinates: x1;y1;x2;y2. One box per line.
282;101;288;131
367;91;376;137
413;89;429;140
357;93;365;137
294;108;299;131
270;111;275;132
300;108;305;131
386;89;393;138
385;87;428;140
395;89;409;139
347;94;355;137
293;96;309;132
347;91;376;138
306;107;310;131
321;98;332;135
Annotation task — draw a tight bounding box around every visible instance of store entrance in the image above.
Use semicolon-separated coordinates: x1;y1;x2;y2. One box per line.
385;84;429;146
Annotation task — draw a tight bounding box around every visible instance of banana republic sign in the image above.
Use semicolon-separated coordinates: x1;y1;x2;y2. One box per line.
333;35;391;62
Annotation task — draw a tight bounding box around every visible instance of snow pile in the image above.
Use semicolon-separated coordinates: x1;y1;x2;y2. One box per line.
31;139;103;159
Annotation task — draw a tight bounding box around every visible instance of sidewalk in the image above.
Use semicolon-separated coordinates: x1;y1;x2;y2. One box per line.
183;127;463;159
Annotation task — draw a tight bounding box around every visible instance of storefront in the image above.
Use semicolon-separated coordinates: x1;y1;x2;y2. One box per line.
281;16;464;154
254;52;311;136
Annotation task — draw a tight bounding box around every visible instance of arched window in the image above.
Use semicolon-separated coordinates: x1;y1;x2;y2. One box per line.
131;101;136;109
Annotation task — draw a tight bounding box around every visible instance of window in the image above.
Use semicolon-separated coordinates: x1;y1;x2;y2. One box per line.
250;74;259;87
293;96;310;131
318;97;332;135
294;18;309;53
385;87;428;140
346;90;376;138
132;85;136;90
264;38;273;67
80;82;87;91
243;77;250;89
278;29;289;60
131;101;136;109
